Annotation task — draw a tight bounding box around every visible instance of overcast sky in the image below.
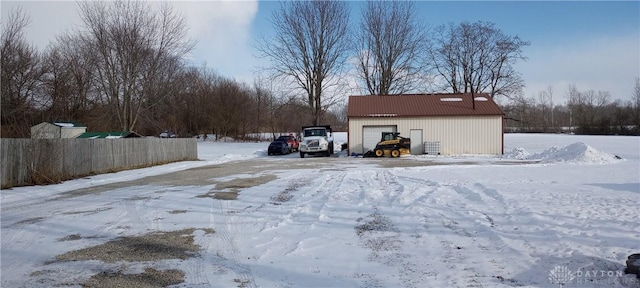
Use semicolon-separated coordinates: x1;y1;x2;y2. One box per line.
2;1;639;103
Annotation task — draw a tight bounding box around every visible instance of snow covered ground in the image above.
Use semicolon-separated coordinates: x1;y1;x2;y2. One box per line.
1;133;639;287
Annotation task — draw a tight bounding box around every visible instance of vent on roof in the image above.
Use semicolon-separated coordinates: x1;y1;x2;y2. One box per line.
440;97;463;102
474;97;488;101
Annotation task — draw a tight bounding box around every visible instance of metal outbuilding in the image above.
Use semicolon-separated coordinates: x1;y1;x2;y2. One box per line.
30;121;87;139
347;93;504;155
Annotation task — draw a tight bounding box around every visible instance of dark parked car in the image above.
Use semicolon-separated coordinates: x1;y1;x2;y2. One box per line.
276;134;299;152
268;140;291;156
159;130;177;138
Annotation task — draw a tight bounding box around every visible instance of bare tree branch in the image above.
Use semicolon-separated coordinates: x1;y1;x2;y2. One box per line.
429;21;529;99
77;0;194;131
1;6;43;137
355;0;427;95
257;1;350;125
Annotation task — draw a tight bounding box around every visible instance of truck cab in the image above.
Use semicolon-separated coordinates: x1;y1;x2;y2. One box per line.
299;125;334;158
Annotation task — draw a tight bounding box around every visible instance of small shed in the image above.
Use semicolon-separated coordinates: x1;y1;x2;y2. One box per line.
347;93;504;155
31;121;87;139
76;131;142;139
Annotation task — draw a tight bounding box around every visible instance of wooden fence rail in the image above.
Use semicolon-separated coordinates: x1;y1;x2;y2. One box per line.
1;138;198;189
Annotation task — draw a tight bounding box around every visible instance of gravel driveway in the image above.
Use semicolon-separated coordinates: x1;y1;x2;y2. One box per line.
2;155;480;287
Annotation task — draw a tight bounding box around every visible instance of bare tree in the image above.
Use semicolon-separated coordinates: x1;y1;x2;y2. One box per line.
633;77;640;133
257;1;350;125
40;33;99;126
498;81;639;135
251;77;303;138
252;76;285;138
77;0;194;132
355;1;426;95
1;7;43;137
510;94;536;132
546;86;554;131
537;86;554;132
165;66;215;137
567;84;616;134
429;21;529;99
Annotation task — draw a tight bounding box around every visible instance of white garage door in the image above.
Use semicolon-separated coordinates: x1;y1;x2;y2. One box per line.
362;126;397;152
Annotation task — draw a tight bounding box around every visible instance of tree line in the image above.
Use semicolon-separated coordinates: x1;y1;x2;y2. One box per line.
504;80;640;135
2;1;636;138
1;3;334;139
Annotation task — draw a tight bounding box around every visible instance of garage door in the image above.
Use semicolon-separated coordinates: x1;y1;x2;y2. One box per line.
362;126;397;152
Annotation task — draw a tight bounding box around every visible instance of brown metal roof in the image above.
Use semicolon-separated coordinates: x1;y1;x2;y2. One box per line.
347;93;504;118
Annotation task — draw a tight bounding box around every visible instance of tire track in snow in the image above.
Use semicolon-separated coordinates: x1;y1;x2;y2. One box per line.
362;173;521;286
428;182;530;286
211;196;256;288
286;171;347;249
256;171;352;281
351;169;432;288
122;186;164;232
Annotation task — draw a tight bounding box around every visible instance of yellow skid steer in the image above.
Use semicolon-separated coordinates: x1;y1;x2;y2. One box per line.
372;132;411;158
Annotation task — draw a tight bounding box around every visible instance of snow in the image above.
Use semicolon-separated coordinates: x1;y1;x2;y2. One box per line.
504;142;622;164
2;133;639;287
440;97;463;102
53;122;75;127
504;146;531;160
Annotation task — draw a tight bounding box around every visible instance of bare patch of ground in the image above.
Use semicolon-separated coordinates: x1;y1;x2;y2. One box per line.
197;174;278;200
216;174;278;190
14;217;45;225
52;228;214;263
234;278;252;288
61;207;112;215
210;191;239;200
271;181;306;204
58;234;82;241
81;268;184;288
355;208;399;237
44;228;215;287
168;209;188;214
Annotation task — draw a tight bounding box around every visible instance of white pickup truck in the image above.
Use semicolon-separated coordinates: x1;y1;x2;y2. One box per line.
299;125;334;158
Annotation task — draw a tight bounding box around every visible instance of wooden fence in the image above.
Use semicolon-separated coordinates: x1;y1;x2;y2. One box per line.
1;138;198;189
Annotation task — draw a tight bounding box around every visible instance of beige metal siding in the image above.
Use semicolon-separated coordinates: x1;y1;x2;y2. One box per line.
31;122;60;138
30;123;86;138
348;116;502;155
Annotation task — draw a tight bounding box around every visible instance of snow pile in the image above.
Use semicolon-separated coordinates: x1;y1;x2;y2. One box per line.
504;142;621;164
503;147;530;160
527;142;621;164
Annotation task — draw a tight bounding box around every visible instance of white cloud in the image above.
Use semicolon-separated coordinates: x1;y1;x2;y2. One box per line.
1;1;82;50
2;1;259;83
517;32;640;102
171;1;259;82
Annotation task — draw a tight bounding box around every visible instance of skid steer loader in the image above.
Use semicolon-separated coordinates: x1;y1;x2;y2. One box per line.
371;132;411;158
